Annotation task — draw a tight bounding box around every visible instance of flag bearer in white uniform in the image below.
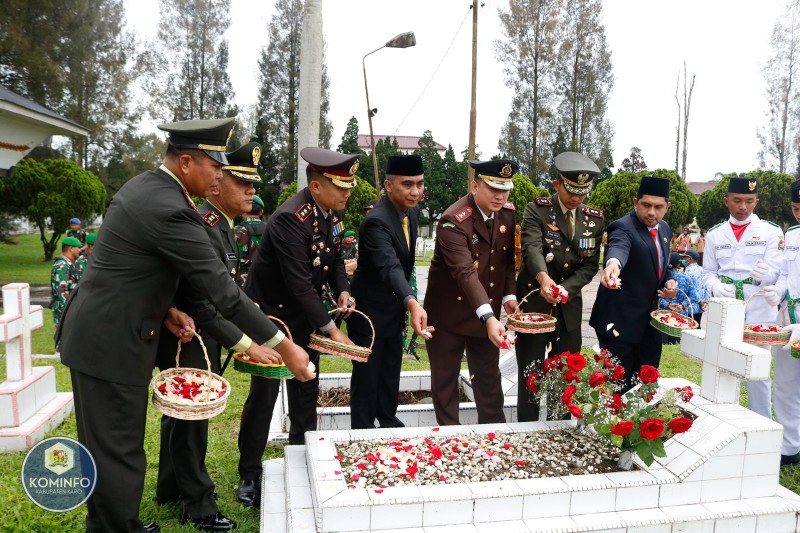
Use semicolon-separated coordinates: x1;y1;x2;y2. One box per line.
702;176;784;418
763;180;800;466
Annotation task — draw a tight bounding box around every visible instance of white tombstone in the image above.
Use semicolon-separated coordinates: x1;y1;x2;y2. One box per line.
680;297;771;403
0;283;73;452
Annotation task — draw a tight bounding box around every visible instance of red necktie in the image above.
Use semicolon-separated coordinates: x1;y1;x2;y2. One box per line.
650;228;662;278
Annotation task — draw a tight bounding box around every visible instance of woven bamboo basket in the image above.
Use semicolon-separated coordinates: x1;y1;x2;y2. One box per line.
791;339;800;359
308;308;374;362
151;331;231;420
233;315;294;379
650;289;698;337
742;291;790;346
506;288;557;334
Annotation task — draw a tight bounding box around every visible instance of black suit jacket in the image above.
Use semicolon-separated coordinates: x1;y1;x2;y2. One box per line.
155;201;244;371
349;196;417;336
589;210;672;344
244;187;349;342
56;168;280;386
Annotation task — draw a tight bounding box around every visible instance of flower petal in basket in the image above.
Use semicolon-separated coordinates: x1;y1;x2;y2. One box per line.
650;310;698;337
506;312;556;334
232;352;294;379
743;324;790;346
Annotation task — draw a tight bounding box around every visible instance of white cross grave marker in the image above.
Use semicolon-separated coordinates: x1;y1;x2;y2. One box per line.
680;297;771;403
0;283;43;381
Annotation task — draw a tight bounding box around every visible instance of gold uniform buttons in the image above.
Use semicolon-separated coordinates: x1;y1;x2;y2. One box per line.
489;282;494;287
457;296;462;301
490;266;494;271
563;263;569;268
566;247;570;252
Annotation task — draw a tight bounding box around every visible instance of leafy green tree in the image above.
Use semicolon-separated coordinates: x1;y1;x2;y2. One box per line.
337;116;363;155
421;144;464;232
359;136;401;194
277;181;298;207
6;159;106;260
696;171;797;230
651;168;697;230
91;131;166;205
620;147;648;173
509;174;549;224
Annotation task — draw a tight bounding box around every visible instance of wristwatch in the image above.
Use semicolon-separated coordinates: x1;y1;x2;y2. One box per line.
479;311;495;325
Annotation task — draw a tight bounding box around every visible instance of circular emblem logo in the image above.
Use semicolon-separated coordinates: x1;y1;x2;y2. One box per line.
21;437;97;512
349;160;359;175
499;164;513;178
252;145;262;166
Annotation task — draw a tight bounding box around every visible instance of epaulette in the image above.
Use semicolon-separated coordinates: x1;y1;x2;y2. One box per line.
295;203;312;223
502;201;516;211
766;220;781;229
202;210;220;227
787;225;800;233
454;206;473;223
535;197;552;207
708;222;723;232
582;206;604;219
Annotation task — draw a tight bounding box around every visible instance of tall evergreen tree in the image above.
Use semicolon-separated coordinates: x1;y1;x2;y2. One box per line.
254;0;333;186
337;116;362;154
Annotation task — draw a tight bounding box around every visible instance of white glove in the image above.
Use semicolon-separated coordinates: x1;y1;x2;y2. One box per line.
763;285;782;307
785;324;800;349
749;260;770;283
713;282;735;299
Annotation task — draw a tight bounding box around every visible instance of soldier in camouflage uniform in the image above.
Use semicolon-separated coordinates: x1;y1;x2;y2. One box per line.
74;232;96;281
233;194;265;287
67;217;87;245
50;237;82;325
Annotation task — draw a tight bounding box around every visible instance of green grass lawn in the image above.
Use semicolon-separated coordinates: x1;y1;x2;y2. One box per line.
0;233;55;285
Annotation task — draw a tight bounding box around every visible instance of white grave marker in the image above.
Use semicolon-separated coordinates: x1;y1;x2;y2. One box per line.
680;297;771;403
0;283;73;451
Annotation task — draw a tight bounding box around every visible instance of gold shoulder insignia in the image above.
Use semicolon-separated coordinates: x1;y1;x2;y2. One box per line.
502;201;516;211
454;206;473;223
535;197;552;207
295;203;312;223
202;211;220;227
582;206;604;219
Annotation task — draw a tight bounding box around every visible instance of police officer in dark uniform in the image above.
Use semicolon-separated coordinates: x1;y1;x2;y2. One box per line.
425;159;520;425
236;146;356;507
152;142;277;531
515;152;605;421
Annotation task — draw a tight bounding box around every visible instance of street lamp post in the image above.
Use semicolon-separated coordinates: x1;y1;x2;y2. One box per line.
362;31;416;198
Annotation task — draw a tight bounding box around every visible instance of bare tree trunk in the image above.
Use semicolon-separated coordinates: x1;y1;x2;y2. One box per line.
681;62;695;181
674;72;680;172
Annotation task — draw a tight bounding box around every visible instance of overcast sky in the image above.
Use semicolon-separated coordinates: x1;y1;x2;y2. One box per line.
126;0;786;182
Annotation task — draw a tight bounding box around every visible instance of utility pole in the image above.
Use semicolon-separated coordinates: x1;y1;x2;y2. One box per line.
467;0;479;190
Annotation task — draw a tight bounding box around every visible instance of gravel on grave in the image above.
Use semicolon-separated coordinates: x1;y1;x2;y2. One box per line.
335;429;623;489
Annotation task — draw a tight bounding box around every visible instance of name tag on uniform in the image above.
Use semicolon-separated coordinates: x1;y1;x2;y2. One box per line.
226;253;237;261
787;245;800;252
715;244;731;250
745;240;765;247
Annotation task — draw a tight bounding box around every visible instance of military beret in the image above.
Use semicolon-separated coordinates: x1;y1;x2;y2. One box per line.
554;152;600;195
470;159;518;191
638;176;670;199
792;180;800;203
158;117;235;165
223;142;262;183
85;233;97;245
343;230;355;238
301;146;360;189
728;176;758;194
62;237;82;247
252;195;264;208
386;154;424;176
69;218;81;224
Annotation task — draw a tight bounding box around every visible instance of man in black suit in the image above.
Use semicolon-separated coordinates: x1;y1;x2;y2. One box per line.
236;146;356;507
56;118;314;533
348;154;431;429
589;176;677;391
153;142;280;531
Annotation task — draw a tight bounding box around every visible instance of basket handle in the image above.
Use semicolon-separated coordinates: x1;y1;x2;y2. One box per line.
175;329;214;402
511;288;554;319
744;289;765;311
266;314;293;343
675;288;694;317
328;307;376;351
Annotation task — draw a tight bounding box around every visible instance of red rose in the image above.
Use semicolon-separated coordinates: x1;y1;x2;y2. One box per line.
611;421;634;436
642;390;656;403
567;403;582;418
638;365;660;384
668;417;693;433
543;357;557;374
562;385;577;405
564;370;581;383
613;365;625;381
606;393;624;414
639;418;665;440
526;373;539;392
589;371;608;387
675;386;694;402
567;353;587;372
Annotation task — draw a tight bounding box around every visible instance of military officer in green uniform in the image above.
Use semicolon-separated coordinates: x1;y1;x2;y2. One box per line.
515;151;605;422
234;194;266;287
152;142;275;531
74;232;96;281
67;217;87;245
50;237;82;325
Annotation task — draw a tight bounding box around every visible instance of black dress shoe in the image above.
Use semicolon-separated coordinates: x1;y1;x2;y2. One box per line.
142;523;161;533
153;494;180;505
180;511;237;531
236;479;260;508
781;452;800;466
